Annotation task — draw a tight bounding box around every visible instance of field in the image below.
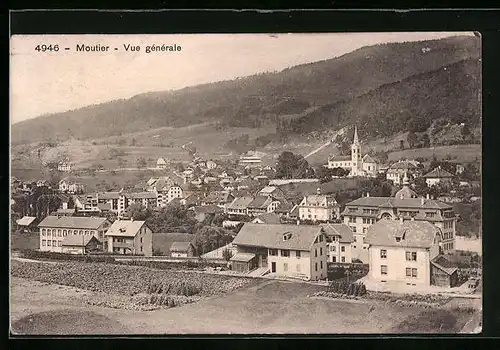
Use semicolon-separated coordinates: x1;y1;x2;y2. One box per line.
387;144;481;163
10;259;479;334
11;233;39;251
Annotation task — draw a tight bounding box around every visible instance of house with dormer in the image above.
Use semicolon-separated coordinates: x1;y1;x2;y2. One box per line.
298;188;340;222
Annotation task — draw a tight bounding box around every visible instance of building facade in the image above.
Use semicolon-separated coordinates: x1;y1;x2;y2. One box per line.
298;189;340;222
231;223;328;281
366;220;442;286
38;216;111;253
105;219;153;256
321;224;354;263
423;166;454;187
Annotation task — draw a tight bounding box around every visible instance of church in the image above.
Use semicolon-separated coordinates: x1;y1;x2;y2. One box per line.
326;126;378;177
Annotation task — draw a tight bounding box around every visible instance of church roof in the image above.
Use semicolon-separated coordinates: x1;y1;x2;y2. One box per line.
328;155;351;162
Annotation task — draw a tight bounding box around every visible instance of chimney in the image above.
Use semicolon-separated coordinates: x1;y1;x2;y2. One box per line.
296;219;300;226
426;193;430;200
366;192;370;197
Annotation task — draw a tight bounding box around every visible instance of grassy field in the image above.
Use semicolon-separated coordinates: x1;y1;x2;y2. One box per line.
11;233;39;251
387;144;481;163
10;260;477;334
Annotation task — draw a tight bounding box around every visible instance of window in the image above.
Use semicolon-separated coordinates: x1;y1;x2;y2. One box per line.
363;227;367;234
284;263;288;272
320;261;323;269
58;241;62;247
296;251;301;258
315;262;318;272
315;249;318;257
140;237;143;243
426;212;436;218
349;216;355;223
47;240;51;246
63;230;67;236
332;256;336;262
269;249;278;256
42;239;46;246
341;257;345;263
319;235;323;242
381;265;388;275
380;249;387;259
42;229;46;236
140;246;143;252
406;251;417;261
85;230;89;235
341;246;345;252
351;226;357;233
320;247;323;256
79;230;83;235
330;245;336;252
57;229;62;236
406;268;411;277
281;250;290;257
407;268;418;277
296;264;301;272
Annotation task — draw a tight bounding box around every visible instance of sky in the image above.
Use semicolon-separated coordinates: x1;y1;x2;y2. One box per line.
10;32;473;124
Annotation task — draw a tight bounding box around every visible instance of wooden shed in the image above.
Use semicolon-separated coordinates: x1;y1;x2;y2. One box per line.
431;255;459;288
230;252;258;273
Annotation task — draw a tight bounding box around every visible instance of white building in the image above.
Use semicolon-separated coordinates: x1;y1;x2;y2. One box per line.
298;188;340;222
105;219;153;256
327;126;378;177
423;166;454;187
156;157;168;169
58;160;72;172
321;223;354;263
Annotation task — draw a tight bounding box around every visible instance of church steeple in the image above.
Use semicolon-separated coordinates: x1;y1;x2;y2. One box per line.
353;125;360;145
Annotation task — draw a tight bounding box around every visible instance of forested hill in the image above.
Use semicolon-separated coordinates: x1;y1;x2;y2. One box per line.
11;35;480;145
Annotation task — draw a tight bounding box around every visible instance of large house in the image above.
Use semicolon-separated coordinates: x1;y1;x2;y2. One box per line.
386;160;421;186
321;223;354;263
247;195;281;217
231;223;328;281
342;182;457;257
327;126;378;177
105;219;153;256
227;196;255;216
365;220;458;287
58;179;85;194
38;216;111;252
156;157;168;169
298;189;340;222
423;166;454;187
146;176;183;207
58;160;72;172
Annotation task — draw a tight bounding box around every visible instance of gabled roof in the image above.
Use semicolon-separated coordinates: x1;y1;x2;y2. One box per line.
301;194;331;206
98;192;121;200
38;216;108;229
248;195;273;209
253;213;281;224
233;223;323;251
126;192;158;199
328;155;351;162
258;186;278;195
62;235;99;247
394;186;419;200
362;154;377;163
423;167;454;179
156;157;167;165
16;216;37;226
105;220;146;237
204;191;233;203
170;241;194;252
228;196;255;210
274;202;294;213
431;255;458;275
321;223;354;243
365;220;441;249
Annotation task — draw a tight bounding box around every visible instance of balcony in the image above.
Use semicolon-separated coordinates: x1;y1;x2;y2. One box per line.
112;241;134;248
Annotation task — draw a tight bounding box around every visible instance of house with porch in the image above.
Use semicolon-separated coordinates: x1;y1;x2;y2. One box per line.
231;223;328;281
105;219;153;256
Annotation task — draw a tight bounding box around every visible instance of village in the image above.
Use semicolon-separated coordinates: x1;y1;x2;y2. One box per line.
11;125;482;298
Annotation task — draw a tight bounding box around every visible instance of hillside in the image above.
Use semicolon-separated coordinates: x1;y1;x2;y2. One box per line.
11;35;480;145
287;57;481;139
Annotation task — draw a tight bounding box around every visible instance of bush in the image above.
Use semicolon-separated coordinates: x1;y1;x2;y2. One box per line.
328;280;367;296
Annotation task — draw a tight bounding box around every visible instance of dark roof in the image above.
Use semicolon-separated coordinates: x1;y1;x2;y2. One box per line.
275;202;293;213
204;191;233;203
423;167;454;179
62;235;99;246
153;232;193;254
232;223;323;251
345;196;452;210
431;255;458;275
38;216;108;229
170;241;194;252
248;195;272;209
321;223;354;243
365;220;440;249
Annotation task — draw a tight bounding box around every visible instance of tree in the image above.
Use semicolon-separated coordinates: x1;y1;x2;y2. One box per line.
130;138;137;146
275;151;312;179
137;157;147;168
222;247;233;261
407;132;418;148
125;203;151;221
192;226;234;255
420;134;430;148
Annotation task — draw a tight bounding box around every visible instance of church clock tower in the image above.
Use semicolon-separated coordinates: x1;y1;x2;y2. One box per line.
351;125;361;176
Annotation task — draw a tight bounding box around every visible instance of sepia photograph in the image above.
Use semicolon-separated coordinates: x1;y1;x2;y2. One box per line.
9;32;482;335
